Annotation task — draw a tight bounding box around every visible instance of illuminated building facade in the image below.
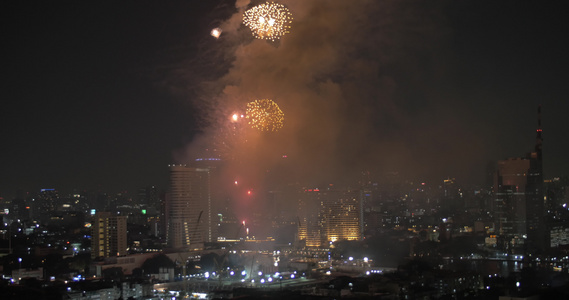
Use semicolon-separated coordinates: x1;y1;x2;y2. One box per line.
297;188;322;247
320;189;362;243
38;188;58;212
166;165;212;250
91;212;127;259
298;187;362;247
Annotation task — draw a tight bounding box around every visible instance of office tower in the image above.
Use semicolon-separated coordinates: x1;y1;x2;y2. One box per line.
137;186;159;209
493;106;544;252
298;187;363;247
525;105;545;251
9;197;28;221
493;157;531;244
298;188;323;247
38;188;58;212
194;157;224;241
320;189;362;243
166;165;212;250
32;188;59;223
91;212;127;259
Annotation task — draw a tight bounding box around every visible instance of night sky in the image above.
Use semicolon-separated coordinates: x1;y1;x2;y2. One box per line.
2;1;568;199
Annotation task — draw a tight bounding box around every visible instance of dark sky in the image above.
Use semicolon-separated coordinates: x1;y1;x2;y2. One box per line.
2;0;568;199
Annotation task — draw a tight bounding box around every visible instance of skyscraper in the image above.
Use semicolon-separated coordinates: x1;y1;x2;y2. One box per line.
166;165;212;250
493;106;544;252
320;189;362;243
298;187;363;247
525;105;545;251
91;212;127;259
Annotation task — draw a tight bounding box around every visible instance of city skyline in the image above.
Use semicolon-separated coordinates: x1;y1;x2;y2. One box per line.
2;1;569;199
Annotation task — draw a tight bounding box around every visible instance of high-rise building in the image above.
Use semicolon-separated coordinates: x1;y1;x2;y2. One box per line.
166;165;212;250
91;212;127;259
298;188;323;247
31;188;59;224
298;187;363;247
320;189;362;243
492;106;544;252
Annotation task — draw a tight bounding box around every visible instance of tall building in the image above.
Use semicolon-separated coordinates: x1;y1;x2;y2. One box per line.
493;157;531;243
298;187;363;247
493;106;544;252
166;165;212;250
298;188;323;247
194;157;225;241
91;212;127;259
320;189;362;243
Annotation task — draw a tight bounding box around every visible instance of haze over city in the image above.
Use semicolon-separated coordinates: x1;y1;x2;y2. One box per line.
2;0;568;199
2;1;569;299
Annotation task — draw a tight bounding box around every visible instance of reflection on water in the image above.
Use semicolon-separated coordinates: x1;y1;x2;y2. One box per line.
441;256;569;279
442;259;524;277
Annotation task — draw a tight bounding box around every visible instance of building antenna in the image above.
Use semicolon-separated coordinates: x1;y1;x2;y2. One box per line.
536;105;543;160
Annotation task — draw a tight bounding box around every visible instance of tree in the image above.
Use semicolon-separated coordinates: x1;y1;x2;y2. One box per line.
141;254;175;274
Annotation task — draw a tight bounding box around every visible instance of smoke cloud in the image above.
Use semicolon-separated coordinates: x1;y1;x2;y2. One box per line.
169;0;487;220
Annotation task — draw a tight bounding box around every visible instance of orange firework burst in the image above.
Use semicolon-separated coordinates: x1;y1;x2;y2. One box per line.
245;99;284;132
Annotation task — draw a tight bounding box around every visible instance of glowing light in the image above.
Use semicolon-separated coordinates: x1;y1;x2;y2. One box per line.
243;2;293;41
231;113;239;122
211;28;222;39
245;99;284;132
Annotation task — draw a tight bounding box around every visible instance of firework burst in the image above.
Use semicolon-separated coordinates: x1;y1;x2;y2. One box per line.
245;99;284;132
243;2;293;41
